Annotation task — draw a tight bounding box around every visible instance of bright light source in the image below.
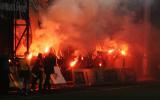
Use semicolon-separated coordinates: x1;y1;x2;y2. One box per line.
108;49;115;54
121;50;126;56
99;63;102;67
8;59;11;63
81;57;84;60
70;58;78;68
45;47;50;53
27;53;33;60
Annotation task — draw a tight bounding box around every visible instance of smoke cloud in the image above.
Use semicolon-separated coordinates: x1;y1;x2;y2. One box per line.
29;0;150;62
24;0;160;79
31;0;142;54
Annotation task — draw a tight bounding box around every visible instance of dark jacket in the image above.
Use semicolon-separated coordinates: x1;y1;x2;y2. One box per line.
44;54;56;74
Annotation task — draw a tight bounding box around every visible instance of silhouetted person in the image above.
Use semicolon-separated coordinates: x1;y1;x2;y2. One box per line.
31;53;44;92
19;52;30;95
0;55;9;94
44;49;56;91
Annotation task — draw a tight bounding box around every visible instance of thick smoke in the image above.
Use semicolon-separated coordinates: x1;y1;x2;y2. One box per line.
30;0;148;59
27;0;157;79
32;0;136;54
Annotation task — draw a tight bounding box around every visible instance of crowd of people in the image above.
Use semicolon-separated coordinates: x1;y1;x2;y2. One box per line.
15;49;57;95
9;48;122;95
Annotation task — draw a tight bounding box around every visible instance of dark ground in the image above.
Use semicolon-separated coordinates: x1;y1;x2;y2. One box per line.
1;82;160;100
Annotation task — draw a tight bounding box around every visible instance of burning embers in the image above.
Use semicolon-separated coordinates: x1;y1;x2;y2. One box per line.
59;44;128;69
23;41;129;70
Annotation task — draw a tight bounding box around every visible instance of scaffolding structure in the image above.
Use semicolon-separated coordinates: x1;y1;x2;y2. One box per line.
13;0;31;57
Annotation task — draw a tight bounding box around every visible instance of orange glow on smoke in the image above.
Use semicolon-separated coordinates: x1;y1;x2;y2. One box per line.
16;19;61;57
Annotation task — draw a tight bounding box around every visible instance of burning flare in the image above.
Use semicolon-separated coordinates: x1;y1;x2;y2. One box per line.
99;63;102;67
121;50;127;56
45;47;50;53
108;49;115;54
27;53;33;60
70;58;78;68
8;59;12;63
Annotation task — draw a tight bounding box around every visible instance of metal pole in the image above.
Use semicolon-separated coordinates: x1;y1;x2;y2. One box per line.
14;0;17;57
121;55;126;82
122;56;125;69
142;0;151;78
26;0;30;54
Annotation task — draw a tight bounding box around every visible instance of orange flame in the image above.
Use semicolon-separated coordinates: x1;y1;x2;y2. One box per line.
108;49;115;54
70;58;78;68
27;53;33;60
121;50;127;56
45;47;50;53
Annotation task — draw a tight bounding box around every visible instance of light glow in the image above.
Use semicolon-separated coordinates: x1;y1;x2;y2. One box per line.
70;58;78;68
108;49;115;54
121;50;126;56
27;53;33;60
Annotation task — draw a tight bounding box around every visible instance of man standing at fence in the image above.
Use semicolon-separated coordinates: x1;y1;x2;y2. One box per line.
31;53;44;92
44;48;56;91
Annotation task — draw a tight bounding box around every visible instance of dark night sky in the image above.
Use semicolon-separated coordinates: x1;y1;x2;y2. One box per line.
151;0;160;28
119;0;160;28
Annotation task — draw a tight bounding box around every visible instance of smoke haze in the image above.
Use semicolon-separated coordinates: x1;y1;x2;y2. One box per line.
30;0;148;55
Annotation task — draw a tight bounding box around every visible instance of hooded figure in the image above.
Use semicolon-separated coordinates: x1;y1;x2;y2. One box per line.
44;49;56;90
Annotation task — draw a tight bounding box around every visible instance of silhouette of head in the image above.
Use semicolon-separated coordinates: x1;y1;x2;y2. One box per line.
38;53;43;59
